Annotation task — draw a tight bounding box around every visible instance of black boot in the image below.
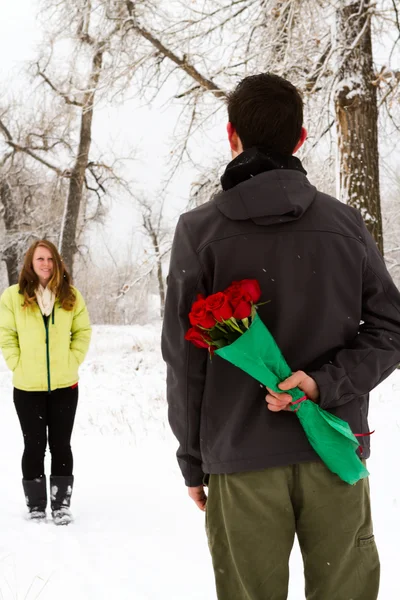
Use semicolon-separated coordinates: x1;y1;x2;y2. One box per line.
50;475;74;526
22;477;47;520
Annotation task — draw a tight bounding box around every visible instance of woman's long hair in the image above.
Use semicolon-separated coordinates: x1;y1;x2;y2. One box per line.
19;240;76;311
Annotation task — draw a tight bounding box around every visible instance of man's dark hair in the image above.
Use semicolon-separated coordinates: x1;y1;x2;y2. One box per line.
227;73;303;155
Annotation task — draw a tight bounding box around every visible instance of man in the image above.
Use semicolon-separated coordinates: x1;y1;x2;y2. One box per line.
161;73;400;599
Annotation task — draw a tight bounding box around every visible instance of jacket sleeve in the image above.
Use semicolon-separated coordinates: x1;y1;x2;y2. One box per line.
0;287;20;372
70;289;92;365
308;216;400;409
161;216;208;487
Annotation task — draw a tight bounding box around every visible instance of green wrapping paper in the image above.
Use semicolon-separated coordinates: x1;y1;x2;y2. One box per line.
215;313;369;485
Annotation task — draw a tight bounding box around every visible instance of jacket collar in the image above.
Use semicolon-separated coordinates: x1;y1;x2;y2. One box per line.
215;148;316;226
221;147;307;191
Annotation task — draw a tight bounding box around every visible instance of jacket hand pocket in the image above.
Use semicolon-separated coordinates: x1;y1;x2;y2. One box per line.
10;354;21;372
69;351;79;369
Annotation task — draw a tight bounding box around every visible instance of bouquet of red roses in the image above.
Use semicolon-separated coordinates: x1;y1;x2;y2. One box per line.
185;279;369;486
185;279;265;353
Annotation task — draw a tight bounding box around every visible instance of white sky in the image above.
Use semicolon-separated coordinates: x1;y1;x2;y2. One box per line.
0;2;40;73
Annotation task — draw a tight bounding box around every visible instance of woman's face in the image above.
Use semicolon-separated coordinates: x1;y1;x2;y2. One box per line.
32;246;54;285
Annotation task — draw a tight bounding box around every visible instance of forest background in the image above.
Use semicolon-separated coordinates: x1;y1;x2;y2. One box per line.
1;0;400;324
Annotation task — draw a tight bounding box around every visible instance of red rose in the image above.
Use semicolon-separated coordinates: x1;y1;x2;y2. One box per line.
185;327;212;349
205;292;233;322
235;279;261;303
233;299;252;320
189;297;215;329
224;283;251;309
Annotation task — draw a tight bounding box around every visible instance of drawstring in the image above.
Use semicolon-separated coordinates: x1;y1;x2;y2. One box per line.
354;430;375;455
52;307;55;325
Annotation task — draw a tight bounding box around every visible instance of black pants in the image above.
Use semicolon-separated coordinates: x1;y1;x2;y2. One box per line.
14;386;78;480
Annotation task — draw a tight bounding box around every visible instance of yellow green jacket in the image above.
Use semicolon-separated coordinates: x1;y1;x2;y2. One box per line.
0;284;91;392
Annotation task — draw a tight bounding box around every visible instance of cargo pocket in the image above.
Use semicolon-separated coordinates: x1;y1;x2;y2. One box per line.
357;533;375;547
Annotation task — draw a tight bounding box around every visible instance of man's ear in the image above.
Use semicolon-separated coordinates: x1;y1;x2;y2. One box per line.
227;122;241;153
293;127;307;154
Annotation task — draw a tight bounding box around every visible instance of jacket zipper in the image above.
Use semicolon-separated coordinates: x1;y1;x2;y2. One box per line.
43;313;52;393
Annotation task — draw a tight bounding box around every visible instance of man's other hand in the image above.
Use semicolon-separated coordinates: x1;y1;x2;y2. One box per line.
265;370;319;412
188;485;207;511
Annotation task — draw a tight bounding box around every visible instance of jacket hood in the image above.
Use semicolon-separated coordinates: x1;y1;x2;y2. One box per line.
214;169;317;226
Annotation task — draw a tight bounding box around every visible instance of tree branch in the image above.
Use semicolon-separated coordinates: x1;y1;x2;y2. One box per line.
87;165;107;194
304;41;333;93
0;118;63;175
125;1;227;99
36;64;84;107
0;119;13;142
0;151;13;168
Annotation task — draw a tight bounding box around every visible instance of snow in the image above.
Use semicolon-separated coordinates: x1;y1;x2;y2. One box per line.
335;75;364;95
0;323;399;599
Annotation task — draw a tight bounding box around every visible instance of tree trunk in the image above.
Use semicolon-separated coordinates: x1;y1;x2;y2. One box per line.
335;1;383;253
150;230;165;319
0;180;20;284
156;257;165;319
59;47;104;274
141;209;166;318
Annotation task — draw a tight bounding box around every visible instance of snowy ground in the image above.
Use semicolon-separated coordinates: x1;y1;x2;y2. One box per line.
0;323;398;599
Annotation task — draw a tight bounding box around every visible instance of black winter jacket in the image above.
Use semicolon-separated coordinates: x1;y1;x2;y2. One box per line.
162;155;400;487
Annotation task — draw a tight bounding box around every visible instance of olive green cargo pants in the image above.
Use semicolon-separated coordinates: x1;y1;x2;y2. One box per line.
206;462;379;600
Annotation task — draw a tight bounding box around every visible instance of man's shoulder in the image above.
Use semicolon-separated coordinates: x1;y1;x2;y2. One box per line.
178;197;223;242
311;190;364;236
180;197;220;221
314;189;356;213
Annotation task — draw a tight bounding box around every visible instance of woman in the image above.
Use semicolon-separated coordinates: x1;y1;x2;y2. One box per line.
0;240;91;525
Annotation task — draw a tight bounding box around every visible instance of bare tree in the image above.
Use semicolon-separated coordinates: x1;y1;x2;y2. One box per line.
138;200;167;317
0;87;126;283
116;0;400;254
116;194;172;318
0;164;65;284
52;44;106;271
0;99;69;282
33;1;130;271
0;179;20;284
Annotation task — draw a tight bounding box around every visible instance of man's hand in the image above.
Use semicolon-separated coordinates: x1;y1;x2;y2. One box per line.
265;370;319;412
188;485;207;511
